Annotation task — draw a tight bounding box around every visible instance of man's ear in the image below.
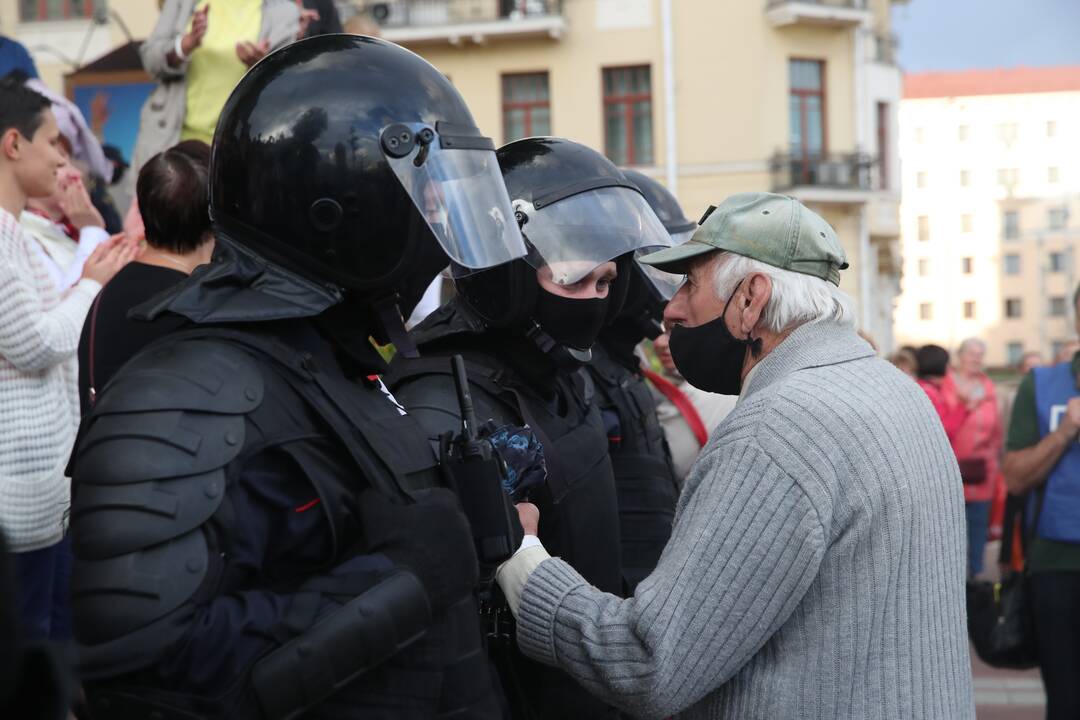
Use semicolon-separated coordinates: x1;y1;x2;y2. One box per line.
1;129;21;162
740;272;772;334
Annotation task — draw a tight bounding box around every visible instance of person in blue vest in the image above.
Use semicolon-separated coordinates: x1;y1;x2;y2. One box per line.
1003;284;1080;720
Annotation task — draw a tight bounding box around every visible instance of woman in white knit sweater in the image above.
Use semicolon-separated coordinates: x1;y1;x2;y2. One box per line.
0;80;132;640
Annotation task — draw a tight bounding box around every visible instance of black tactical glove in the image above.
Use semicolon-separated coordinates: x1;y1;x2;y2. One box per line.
359;488;480;615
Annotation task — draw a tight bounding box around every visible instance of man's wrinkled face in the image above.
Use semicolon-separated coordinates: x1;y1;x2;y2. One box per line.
662;253;726;329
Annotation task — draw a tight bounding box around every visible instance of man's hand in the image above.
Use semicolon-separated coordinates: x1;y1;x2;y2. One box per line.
297;0;320;38
360;488;479;615
81;234;137;286
182;4;210;56
236;39;270;67
59;176;105;231
515;502;539;536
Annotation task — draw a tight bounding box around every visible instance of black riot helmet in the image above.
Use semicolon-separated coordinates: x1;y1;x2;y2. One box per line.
210;35;526;343
455;137;671;363
615;169;695;339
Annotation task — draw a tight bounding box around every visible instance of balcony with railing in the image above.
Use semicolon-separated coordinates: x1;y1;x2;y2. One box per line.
371;0;566;45
765;0;871;28
871;32;898;65
770;152;877;202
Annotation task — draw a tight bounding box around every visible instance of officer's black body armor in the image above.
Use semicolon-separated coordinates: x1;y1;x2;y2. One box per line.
586;340;679;595
388;299;623;720
69;307;501;719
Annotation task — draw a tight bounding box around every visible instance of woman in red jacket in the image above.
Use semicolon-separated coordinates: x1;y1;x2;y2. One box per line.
917;342;1003;578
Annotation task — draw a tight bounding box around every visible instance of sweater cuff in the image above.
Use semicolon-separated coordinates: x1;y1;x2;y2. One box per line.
71;277;102;297
515;558;588;667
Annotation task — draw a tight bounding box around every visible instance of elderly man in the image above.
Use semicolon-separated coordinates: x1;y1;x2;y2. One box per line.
496;192;974;719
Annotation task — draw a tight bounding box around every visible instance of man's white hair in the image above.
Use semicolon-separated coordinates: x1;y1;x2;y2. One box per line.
957;337;986;356
712;252;856;334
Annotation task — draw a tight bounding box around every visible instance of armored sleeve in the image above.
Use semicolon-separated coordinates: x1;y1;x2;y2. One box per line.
70;338;433;718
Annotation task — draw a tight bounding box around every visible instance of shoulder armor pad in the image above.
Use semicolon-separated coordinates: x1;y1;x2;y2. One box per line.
93;337;264;416
71;337;262;560
71;530;208;645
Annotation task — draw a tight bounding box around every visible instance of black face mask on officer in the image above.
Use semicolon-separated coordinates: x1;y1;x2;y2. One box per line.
668;279;762;395
534;289;610;352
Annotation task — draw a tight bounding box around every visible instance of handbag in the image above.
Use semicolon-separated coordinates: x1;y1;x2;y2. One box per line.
965;486;1045;669
957;457;988;485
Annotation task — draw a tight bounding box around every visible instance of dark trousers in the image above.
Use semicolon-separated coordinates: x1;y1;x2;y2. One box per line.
965;500;991;577
11;534;73;642
1029;571;1080;720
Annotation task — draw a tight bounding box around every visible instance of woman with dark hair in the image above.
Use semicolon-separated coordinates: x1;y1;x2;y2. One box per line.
916;345;968;437
77;140;213;414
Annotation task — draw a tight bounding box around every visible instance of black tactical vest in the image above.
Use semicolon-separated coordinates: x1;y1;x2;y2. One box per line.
69;322;499;720
587;342;679;594
388;304;624;720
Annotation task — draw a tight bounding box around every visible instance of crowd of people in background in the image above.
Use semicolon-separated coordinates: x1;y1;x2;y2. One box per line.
0;9;1075;720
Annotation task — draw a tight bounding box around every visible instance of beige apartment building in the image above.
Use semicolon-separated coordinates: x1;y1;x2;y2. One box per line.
896;67;1080;367
7;0;904;348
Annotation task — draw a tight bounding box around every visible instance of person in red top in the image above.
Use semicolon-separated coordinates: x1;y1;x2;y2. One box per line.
917;342;1003;577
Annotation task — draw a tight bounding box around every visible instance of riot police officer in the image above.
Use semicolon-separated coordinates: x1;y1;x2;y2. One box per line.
588;169;694;595
67;35;527;719
387;138;672;720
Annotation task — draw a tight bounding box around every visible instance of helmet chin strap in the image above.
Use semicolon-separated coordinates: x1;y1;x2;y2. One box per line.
525;321;593;369
374;293;419;359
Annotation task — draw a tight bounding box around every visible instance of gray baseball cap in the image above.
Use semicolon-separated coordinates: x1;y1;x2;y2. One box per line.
638;192;849;286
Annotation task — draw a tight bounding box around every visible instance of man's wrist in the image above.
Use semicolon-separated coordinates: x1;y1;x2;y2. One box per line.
496;539;550;617
175;34;190;62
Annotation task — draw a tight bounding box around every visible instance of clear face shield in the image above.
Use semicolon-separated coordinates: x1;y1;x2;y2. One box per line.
382;121;527;276
634;225;695;301
514;185;673;287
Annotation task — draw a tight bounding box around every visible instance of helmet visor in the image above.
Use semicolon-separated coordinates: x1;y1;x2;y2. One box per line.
516;186;672;286
384;122;527;276
636;250;685;300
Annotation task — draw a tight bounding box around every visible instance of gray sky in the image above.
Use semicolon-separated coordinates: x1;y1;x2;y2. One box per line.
892;0;1080;72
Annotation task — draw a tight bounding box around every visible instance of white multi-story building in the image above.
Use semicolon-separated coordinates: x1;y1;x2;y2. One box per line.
896;67;1080;366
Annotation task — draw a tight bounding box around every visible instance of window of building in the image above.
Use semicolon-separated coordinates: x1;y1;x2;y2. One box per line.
961;214;973;233
961;257;973;274
918;215;930;242
603;66;653;166
919;303;932;320
1049;251;1066;272
997;123;1018;143
960;170;971;187
1005;298;1023;319
958;125;969;142
19;0;103;21
1007;342;1025;366
998;168;1019;186
916;171;928;188
876;102;889;190
963;301;976;319
1004;254;1021;275
1047;120;1057;137
1049;207;1068;230
1049;166;1060;183
1050;296;1068;317
502;72;550;143
788;59;825;169
1003;210;1020;240
917;258;930;276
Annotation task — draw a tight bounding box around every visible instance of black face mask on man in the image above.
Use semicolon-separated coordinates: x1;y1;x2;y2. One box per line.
668;279;762;395
532;288;610;361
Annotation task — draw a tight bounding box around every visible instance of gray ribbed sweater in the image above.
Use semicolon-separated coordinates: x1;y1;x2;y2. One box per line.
516;321;975;719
